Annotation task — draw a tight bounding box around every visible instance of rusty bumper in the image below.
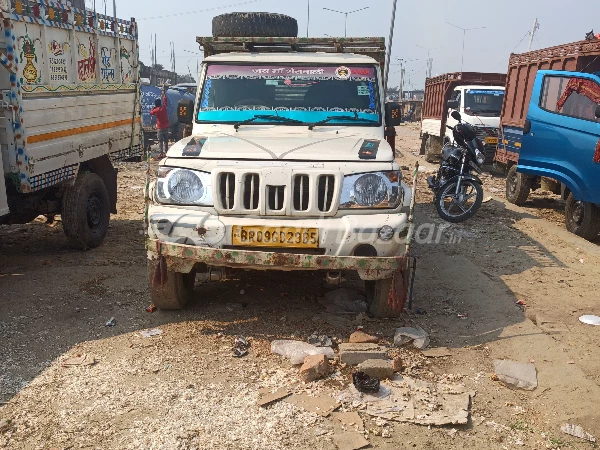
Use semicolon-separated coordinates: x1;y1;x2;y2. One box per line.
147;239;403;280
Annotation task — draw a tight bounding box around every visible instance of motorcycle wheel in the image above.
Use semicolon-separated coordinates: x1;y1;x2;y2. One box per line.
435;177;484;223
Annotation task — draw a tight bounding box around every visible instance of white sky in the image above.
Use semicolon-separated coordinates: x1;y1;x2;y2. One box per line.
90;0;600;89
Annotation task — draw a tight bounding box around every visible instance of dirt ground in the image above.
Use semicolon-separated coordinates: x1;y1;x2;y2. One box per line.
1;125;599;450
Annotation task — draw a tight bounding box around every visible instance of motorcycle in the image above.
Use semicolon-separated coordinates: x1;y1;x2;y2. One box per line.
427;111;486;223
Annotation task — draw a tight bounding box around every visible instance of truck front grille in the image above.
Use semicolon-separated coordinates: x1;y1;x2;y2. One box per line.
243;174;260;210
318;175;335;212
267;185;285;211
219;173;235;210
293;175;310;211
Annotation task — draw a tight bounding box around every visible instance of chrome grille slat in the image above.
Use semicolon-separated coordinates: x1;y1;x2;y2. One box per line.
219;173;235;210
243;174;260;210
293;174;310;211
267;185;285;211
318;175;335;212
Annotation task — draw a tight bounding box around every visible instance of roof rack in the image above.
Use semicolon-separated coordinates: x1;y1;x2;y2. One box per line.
197;37;386;63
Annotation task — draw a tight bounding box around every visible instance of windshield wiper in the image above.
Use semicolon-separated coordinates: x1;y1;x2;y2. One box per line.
308;113;379;130
234;114;303;130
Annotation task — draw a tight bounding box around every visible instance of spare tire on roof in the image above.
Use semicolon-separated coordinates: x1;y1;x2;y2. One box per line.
212;12;298;38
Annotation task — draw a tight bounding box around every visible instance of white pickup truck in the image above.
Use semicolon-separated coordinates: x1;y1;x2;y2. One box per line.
0;0;142;248
146;14;414;317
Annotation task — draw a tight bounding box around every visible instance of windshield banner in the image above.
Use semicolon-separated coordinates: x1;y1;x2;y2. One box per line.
206;65;376;81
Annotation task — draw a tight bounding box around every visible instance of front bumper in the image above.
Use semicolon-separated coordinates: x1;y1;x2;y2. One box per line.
147;206;410;280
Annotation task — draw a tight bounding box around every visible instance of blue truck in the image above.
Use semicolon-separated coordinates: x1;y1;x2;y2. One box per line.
495;40;600;241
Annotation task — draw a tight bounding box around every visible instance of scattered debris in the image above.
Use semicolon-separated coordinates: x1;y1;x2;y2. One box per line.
394;327;430;349
257;387;291;407
332;411;364;431
307;332;333;347
561;423;596;442
145;304;157;313
0;419;12;433
271;340;334;365
62;354;96;366
349;330;378;344
482;196;493;203
360;376;474;426
299;354;329;383
319;289;368;315
105;317;116;327
516;300;527;306
357;359;394;380
233;336;250;358
422;347;452;358
285;393;340;417
339;343;387;365
353;371;381;393
579;315;600;326
392;356;403;372
413;307;427;315
457;313;469;320
139;328;162;338
493;360;537;391
226;303;245;312
332;432;369;450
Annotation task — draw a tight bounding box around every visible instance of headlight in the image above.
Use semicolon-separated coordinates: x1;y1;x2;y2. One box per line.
340;171;402;209
475;150;485;166
156;167;213;206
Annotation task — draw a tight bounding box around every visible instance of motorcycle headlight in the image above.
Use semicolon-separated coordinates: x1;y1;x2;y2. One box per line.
340;171;402;209
156;167;213;206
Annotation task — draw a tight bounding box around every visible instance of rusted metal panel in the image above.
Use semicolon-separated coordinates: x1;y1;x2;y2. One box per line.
500;40;600;130
147;239;401;272
422;72;507;135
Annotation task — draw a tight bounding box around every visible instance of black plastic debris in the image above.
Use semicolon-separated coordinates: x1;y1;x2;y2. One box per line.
353;371;380;393
233;336;250;358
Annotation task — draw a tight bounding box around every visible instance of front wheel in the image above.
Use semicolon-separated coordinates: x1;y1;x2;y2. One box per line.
564;194;600;241
435;177;484;223
148;260;196;309
62;173;110;249
506;165;531;205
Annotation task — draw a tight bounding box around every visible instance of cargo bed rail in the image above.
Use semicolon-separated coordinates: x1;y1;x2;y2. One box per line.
197;37;386;63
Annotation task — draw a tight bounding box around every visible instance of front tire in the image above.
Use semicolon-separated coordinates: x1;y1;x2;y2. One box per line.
148;260;196;309
62;173;110;249
435;177;484;223
365;278;402;318
506;165;531;205
565;194;600;241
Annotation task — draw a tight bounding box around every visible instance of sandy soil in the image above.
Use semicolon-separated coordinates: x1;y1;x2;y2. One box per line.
1;128;599;450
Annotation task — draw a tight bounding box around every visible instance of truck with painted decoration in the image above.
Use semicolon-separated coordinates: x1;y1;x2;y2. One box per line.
146;12;414;318
420;72;506;163
0;0;142;249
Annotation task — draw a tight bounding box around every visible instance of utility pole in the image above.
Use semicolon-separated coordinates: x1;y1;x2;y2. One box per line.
528;18;539;51
446;22;486;71
307;0;310;37
383;0;398;94
416;44;440;78
323;6;369;38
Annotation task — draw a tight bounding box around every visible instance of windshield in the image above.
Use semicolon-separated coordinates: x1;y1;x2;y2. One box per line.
463;89;504;116
197;63;381;125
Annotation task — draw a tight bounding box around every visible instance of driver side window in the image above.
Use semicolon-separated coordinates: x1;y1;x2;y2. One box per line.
450;90;461;112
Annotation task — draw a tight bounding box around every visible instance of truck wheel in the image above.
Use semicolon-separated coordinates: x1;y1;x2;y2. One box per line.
565;194;600;241
62;173;110;249
148;260;196;309
365;278;402;318
424;136;438;163
505;165;530;206
212;12;298;38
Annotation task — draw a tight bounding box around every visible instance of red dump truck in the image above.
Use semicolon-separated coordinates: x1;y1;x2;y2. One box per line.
420;72;507;163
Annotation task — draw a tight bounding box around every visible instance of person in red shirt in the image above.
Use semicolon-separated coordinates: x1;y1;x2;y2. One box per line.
150;86;169;157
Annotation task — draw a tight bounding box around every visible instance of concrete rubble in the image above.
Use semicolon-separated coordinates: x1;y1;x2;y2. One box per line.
493;360;538;391
339;343;387;365
357;359;394;380
394;327;430;349
299;354;329;383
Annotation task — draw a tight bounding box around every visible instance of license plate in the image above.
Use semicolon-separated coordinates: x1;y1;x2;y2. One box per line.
232;226;319;248
484;137;498;145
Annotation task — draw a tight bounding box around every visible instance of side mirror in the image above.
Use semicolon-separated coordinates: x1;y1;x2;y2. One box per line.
595;104;600;119
385;102;402;127
178;98;194;124
447;99;459;110
451;110;462;122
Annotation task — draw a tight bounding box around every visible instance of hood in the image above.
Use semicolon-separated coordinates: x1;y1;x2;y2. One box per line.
167;133;393;162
